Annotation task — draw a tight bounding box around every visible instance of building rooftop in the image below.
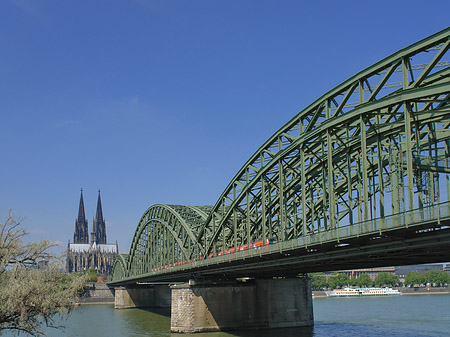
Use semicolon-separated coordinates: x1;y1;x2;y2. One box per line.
69;243;118;253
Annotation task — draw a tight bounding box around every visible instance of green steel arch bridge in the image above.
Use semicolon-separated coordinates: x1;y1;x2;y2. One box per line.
110;28;450;286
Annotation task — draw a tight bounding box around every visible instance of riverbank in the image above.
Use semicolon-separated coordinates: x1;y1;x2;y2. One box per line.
78;283;449;304
399;286;450;295
313;286;450;298
77;282;115;305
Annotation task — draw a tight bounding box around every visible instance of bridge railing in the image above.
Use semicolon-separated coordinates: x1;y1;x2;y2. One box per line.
291;201;450;251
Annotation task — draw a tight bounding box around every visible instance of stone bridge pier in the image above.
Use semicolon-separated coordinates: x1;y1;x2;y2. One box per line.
114;277;313;333
170;277;313;333
114;284;171;309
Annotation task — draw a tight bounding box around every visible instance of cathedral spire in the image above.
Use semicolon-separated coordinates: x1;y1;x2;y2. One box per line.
95;189;103;224
78;188;86;223
74;189;89;244
92;189;107;244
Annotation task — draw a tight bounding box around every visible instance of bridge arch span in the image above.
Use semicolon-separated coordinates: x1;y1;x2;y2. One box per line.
111;253;129;282
196;26;450;257
111;27;450;284
127;204;212;277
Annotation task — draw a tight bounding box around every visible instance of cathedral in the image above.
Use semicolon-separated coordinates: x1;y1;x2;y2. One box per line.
66;189;118;274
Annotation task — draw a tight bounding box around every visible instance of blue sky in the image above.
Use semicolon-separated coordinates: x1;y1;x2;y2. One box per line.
1;0;449;254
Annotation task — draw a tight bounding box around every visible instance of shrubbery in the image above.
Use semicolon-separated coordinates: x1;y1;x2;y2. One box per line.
0;211;87;336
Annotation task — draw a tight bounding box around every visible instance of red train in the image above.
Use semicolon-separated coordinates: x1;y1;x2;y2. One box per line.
211;239;269;257
151;239;271;272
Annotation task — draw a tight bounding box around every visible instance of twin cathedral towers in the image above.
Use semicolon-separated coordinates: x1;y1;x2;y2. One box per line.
66;189;118;274
73;189;107;245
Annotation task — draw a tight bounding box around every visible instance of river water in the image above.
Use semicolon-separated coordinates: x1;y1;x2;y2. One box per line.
4;294;450;336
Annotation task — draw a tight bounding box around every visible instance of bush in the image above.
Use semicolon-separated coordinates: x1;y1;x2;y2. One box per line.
0;211;87;336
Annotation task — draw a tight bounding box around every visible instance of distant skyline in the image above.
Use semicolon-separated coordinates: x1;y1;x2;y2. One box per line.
1;0;450;254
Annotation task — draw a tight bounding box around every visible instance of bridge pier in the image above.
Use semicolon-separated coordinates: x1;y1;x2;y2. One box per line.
114;284;171;309
170;277;313;333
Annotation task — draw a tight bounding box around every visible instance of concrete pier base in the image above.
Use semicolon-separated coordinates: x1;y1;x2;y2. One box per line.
170;278;313;333
114;285;171;309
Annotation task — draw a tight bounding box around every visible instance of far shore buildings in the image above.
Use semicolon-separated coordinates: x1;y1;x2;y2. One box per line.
66;189;118;274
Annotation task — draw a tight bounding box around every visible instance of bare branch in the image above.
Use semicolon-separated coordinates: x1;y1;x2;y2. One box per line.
0;211;87;336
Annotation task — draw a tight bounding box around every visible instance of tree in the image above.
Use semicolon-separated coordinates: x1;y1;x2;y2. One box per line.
374;272;399;287
425;270;450;287
0;211;86;336
356;273;373;287
309;273;328;290
404;271;427;287
328;273;350;289
86;269;99;282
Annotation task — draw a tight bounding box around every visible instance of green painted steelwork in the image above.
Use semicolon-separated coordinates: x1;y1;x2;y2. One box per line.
125;204;212;278
111;27;450;284
111;254;129;282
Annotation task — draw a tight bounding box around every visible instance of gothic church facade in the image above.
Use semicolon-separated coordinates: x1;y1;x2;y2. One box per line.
66;189;118;274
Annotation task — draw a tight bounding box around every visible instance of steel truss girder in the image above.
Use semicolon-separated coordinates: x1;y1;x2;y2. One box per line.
111;254;129;282
126;204;209;276
197;27;450;257
112;27;450;283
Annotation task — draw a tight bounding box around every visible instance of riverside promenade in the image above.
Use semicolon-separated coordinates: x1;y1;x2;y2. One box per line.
313;287;450;298
77;282;115;305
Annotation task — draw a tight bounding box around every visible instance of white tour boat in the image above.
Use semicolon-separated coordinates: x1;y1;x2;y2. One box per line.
325;287;402;297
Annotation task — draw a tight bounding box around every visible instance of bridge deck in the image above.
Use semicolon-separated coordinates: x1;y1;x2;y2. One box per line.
109;202;450;285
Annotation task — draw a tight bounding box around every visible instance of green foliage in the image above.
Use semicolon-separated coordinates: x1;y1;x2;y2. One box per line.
310;274;328;290
374;272;399;287
328;273;350;289
425;270;450;286
0;211;87;336
405;270;449;287
405;271;427;286
86;269;98;282
355;273;373;287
